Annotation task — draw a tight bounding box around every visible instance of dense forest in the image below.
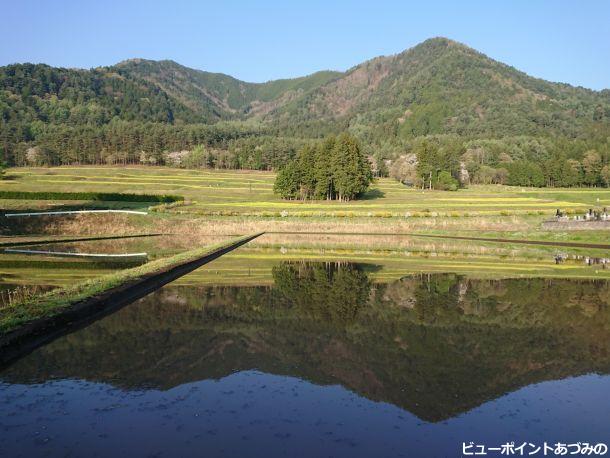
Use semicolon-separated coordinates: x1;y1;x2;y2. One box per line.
389;133;610;189
1;37;609;188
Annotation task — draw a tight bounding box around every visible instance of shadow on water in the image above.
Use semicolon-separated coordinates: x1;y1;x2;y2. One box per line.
2;262;610;423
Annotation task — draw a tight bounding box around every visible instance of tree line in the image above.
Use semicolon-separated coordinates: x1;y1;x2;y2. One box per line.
389;134;610;189
273;133;373;201
0;119;309;171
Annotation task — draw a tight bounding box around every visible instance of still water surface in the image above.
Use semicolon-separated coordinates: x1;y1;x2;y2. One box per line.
1;261;610;457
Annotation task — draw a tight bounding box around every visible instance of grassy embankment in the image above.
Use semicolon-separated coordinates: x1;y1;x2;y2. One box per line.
0;233;259;335
0;233;230;292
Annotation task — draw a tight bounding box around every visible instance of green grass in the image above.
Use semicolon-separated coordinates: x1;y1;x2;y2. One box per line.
0;234;256;334
3;166;609;217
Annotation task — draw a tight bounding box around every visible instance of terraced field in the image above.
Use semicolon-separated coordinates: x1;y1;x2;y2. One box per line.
3;166;609;217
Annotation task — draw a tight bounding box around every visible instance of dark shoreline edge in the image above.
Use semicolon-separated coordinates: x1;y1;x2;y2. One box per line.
0;232;263;368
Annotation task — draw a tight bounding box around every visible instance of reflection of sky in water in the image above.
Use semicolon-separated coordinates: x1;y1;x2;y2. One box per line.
1;372;609;458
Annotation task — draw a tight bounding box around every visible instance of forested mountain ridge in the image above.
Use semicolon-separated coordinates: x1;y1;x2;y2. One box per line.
0;63;194;124
113;58;342;119
0;37;608;169
0;59;340;127
267;37;608;140
107;38;610;137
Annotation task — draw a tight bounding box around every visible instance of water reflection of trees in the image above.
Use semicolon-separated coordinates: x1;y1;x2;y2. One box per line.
272;262;371;323
3;265;610;422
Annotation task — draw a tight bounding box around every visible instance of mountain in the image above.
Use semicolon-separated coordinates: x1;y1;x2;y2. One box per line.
105;38;610;138
0;63;175;122
113;58;341;121
0;37;608;166
267;38;609;140
109;38;609;140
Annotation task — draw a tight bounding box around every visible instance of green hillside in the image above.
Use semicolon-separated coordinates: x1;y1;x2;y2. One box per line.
0;62;199;124
266;38;608;140
114;58;341;117
1;37;608;168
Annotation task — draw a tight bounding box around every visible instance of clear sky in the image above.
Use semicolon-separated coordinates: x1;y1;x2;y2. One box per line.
2;0;609;90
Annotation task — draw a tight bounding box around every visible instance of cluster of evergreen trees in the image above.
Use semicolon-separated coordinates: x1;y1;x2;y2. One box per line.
273;262;370;324
273;133;373;201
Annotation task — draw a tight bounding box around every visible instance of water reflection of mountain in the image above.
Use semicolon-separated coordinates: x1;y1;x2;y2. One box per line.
2;262;610;422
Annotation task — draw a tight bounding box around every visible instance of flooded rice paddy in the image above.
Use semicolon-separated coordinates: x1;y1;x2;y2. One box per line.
1;235;610;457
0;235;227;307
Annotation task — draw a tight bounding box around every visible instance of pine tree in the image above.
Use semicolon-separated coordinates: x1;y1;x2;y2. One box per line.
330;133;372;201
297;145;317;199
273;161;302;199
314;136;336;200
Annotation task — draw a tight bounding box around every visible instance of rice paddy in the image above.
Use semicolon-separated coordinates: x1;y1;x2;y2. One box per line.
2;165;610;321
123;245;610;287
3;237;610;297
3;166;610;217
0;234;260;334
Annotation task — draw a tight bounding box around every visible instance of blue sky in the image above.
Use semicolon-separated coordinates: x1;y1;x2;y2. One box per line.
2;0;609;89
